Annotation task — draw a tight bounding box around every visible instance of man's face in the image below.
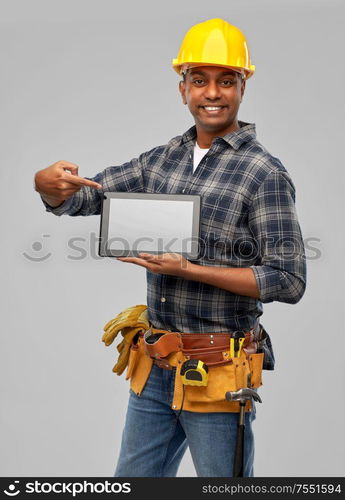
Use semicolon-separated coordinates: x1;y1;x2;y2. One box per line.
179;66;245;136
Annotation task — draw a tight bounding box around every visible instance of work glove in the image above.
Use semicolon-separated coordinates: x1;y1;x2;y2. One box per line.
102;304;150;375
112;326;144;375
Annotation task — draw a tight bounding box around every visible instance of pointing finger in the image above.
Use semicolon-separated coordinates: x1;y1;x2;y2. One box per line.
62;174;102;189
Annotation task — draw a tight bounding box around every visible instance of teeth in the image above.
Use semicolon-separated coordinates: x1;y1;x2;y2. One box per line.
204;106;222;111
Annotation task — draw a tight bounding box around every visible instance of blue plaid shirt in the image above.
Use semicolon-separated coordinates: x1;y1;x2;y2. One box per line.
43;121;306;340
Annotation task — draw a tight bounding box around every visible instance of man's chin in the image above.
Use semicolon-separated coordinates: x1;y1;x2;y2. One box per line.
196;119;236;134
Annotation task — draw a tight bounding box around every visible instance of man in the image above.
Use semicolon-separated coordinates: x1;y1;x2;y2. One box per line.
34;19;306;477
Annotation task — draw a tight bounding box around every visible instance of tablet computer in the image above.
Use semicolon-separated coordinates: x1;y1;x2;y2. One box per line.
99;192;201;259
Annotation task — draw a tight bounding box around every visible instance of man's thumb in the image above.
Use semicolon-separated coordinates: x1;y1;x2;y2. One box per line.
65;165;79;176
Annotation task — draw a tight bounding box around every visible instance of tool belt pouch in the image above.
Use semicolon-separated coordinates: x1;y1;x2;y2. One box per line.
143;331;183;360
181;350;264;406
125;335;153;396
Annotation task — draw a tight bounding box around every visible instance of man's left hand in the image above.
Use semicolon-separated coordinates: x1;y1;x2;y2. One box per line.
116;252;191;277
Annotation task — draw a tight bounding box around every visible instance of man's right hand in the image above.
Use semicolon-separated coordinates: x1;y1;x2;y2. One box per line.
34;160;103;208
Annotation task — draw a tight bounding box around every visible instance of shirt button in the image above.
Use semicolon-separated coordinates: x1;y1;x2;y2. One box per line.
160;297;166;303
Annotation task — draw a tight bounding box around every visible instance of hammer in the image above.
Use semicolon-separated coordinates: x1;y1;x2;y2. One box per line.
225;388;262;477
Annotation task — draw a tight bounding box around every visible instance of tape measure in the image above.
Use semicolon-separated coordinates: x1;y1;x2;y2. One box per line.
180;359;209;386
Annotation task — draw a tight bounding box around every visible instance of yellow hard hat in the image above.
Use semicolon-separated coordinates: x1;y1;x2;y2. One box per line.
172;18;255;80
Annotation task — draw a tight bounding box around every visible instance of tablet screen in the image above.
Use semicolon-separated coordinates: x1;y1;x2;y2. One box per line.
99;192;200;259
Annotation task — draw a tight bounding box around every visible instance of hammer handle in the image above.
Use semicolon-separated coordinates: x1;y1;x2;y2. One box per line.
233;424;244;477
233;402;246;477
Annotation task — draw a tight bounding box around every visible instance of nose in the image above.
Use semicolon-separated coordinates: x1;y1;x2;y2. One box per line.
204;80;221;100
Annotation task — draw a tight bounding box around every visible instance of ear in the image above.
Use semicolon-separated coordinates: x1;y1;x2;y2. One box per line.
240;79;246;102
179;80;187;105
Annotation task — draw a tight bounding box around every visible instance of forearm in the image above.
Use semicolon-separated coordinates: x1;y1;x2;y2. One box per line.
182;263;260;299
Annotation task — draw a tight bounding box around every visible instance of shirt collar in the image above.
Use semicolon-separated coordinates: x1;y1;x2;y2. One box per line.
181;121;256;151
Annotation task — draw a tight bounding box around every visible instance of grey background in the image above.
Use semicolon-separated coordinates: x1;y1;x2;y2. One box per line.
1;0;344;477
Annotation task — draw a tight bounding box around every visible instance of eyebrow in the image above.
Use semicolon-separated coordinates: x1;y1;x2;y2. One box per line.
188;70;238;77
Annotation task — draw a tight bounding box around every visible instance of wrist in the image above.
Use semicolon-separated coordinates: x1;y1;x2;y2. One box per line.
180;260;200;280
40;194;65;208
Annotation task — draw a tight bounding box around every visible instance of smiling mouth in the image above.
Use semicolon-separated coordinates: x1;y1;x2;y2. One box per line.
200;106;227;113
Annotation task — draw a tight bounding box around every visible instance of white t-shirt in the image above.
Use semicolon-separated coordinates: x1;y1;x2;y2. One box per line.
193;142;209;172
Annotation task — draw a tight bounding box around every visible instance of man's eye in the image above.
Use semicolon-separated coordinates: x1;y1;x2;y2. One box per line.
192;79;204;85
221;80;235;86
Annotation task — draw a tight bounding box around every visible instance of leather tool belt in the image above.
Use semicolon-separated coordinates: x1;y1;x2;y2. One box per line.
143;326;265;370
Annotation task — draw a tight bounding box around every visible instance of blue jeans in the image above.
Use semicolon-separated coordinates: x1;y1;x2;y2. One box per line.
114;364;257;477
